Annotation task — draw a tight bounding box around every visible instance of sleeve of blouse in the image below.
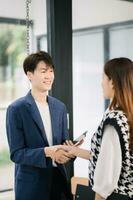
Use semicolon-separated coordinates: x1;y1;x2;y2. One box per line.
92;125;122;199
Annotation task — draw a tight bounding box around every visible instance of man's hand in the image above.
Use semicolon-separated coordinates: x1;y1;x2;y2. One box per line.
60;145;79;157
54;149;75;164
44;145;75;164
44;145;61;160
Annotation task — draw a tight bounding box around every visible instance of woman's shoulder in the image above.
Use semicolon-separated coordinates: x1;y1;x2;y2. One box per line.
105;108;127;121
102;108;129;131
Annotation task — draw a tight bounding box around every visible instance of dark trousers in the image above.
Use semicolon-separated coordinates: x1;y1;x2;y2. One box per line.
50;168;72;200
75;185;133;200
107;193;133;200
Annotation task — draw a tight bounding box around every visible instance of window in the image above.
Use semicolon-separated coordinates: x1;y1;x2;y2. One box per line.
0;21;28;200
73;29;104;177
110;24;133;59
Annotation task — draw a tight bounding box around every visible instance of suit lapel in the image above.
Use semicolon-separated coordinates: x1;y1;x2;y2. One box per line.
25;91;49;144
48;96;58;145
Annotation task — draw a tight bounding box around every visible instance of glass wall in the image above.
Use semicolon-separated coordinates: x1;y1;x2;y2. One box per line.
73;30;104;177
110;24;133;59
38;35;47;51
37;21;133;178
0;23;28;106
0;0;47;199
1;0;133;198
0;22;27;200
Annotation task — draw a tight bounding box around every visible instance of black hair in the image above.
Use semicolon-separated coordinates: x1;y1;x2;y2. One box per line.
23;51;54;74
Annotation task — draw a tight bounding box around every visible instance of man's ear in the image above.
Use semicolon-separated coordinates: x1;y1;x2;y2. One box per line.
26;71;33;81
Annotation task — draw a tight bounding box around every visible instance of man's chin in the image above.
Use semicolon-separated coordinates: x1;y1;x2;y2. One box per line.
41;87;52;92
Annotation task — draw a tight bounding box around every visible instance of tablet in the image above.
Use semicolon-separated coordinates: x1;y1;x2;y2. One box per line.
73;131;88;144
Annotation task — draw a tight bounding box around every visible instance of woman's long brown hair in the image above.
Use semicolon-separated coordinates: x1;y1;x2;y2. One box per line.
104;58;133;153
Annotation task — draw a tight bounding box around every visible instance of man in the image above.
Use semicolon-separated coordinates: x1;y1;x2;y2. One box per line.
6;51;73;200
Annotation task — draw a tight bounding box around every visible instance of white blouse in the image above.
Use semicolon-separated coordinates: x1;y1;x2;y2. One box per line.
92;125;122;199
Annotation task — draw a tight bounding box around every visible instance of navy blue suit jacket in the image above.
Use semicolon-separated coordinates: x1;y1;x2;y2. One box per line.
6;91;69;200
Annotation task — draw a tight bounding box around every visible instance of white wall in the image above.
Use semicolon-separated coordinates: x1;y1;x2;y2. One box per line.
33;0;133;34
32;0;47;36
73;0;133;29
0;0;25;19
0;0;133;36
0;0;47;36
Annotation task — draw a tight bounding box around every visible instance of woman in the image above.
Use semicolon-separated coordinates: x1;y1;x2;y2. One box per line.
60;58;133;200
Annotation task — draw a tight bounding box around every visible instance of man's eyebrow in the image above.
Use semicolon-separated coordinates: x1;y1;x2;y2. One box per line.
40;67;47;70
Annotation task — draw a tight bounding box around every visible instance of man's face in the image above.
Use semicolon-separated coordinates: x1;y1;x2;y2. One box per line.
27;61;54;93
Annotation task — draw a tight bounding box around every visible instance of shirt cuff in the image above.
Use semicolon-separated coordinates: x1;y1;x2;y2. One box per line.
92;185;112;199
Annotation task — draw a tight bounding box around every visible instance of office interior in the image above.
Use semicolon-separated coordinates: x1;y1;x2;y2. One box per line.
0;0;133;199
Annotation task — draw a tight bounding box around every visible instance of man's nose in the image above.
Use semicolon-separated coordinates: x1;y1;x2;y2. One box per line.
45;72;51;78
